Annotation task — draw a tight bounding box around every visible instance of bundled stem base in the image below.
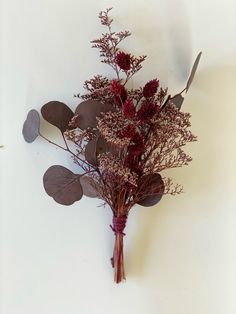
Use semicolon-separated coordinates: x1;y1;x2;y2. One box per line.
111;216;127;283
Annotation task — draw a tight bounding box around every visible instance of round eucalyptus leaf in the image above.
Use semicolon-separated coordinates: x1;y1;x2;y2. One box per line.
41;101;74;133
22;109;40;143
80;176;99;198
137;173;165;207
85;138;98;166
43;165;83;205
96;136;110;155
75;100;115;130
84;135;110;166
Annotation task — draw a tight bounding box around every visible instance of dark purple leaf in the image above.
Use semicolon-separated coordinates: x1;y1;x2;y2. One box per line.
75;100;115;130
186;52;202;92
22;109;40;143
85;135;110;166
137;173;165;207
41;101;74;133
80;176;99;198
96;135;110;155
43;165;83;205
85;138;98;166
170;94;184;110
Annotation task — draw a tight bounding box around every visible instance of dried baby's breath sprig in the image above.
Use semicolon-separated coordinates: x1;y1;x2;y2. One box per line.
97;111;132;148
99;152;138;187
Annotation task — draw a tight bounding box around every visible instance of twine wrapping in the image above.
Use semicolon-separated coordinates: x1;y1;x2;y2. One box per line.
110;216;127;283
110;216;127;235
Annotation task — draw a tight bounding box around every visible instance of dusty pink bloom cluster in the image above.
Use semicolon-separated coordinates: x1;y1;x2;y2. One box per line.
99;152;138;187
97;111;132;147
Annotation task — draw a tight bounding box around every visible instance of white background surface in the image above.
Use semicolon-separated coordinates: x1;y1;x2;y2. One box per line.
0;0;236;313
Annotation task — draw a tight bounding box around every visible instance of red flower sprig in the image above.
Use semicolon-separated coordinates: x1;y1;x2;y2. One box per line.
122;98;136;119
143;79;159;98
115;52;131;71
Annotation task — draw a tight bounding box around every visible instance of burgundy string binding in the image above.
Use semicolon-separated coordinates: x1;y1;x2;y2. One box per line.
110;216;127;282
110;216;127;235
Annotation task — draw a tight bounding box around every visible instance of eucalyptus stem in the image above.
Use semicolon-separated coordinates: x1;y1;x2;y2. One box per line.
39;133;96;170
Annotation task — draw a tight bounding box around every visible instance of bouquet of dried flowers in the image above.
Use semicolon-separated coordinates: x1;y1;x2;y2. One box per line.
23;8;201;283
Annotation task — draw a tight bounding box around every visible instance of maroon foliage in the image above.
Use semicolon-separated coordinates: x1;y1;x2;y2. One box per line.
137;173;165;206
169;94;184;110
41;101;74;133
85;135;110;166
80;176;100;198
85;138;98;166
96;135;110;155
186;52;202;92
22;109;40;143
75;100;115;129
43;165;83;205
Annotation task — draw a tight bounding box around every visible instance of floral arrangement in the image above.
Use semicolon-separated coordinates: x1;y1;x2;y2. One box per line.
22;8;201;283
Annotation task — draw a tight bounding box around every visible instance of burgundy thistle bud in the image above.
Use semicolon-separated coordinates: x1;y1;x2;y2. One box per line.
119;86;128;103
130;145;142;157
110;80;124;96
137;102;159;121
131;132;143;153
114;86;128;107
118;124;136;139
143;79;159;98
123;98;136;119
115;51;131;71
110;80;127;107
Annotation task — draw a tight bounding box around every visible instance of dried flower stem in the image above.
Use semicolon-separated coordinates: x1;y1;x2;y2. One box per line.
39;133;96;171
113;232;126;283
